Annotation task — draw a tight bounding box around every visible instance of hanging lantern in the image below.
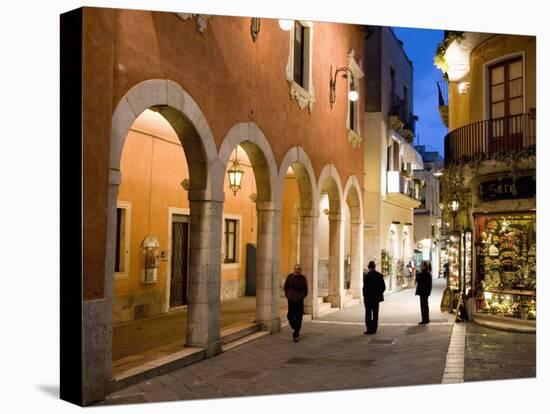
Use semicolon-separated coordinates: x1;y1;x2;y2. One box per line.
227;148;244;196
451;193;459;213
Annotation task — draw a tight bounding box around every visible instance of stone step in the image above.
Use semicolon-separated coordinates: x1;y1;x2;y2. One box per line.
317;296;329;304
317;302;339;317
221;331;270;352
108;346;206;393
343;298;360;309
220;322;261;345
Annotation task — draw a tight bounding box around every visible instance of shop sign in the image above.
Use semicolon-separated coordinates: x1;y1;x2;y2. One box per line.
478;175;535;202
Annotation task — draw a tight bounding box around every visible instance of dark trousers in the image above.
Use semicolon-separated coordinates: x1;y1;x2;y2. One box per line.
287;300;304;337
364;300;380;333
420;295;430;322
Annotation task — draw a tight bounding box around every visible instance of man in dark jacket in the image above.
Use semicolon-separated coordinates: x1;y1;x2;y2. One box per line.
415;260;433;324
362;261;386;335
284;264;308;342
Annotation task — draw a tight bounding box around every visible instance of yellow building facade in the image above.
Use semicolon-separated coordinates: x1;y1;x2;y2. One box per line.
438;32;536;331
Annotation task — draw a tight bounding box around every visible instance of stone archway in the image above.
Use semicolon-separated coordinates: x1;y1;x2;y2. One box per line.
279;147;319;316
343;175;364;300
95;79;220;400
317;165;345;308
218;122;280;332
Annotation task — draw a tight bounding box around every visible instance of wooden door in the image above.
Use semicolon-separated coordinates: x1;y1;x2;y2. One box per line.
489;57;523;152
170;215;189;307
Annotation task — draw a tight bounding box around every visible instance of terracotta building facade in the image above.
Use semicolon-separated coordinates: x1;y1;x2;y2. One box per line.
62;7;368;404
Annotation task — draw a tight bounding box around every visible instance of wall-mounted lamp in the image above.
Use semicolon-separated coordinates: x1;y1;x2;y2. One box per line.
250;18;261;42
433;171;443;177
278;19;294;31
458;81;470;95
227;148;244;196
329;65;358;109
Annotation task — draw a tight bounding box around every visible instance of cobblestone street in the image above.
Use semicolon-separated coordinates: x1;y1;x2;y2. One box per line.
100;278;536;406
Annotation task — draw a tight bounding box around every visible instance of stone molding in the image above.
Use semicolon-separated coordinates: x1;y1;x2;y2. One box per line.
111;79;217;172
346;49;364;148
285;21;315;112
278;146;318;211
288;80;316;112
175;13;211;33
343;174;364;220
317;164;344;215
218;122;279;209
348;130;362;148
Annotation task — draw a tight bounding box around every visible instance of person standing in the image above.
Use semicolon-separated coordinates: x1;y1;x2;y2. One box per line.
415;260;432;324
362;261;386;335
284;264;308;342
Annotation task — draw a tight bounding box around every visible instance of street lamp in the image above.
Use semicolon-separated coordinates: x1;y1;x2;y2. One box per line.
329;65;358;109
451;193;459;230
227;147;244;196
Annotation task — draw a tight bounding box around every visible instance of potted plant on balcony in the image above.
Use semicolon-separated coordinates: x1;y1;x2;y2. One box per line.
401;128;414;143
388;115;404;131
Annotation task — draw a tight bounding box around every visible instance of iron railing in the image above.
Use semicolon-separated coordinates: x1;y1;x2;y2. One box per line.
444;112;536;166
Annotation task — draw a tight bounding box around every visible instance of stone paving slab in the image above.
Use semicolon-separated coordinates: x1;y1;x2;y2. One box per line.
464;323;536;381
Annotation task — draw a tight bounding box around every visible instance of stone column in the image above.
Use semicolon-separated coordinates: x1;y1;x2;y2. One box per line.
299;209;319;316
185;196;223;357
82;169;119;405
349;218;364;300
328;213;344;308
256;202;281;333
285;208;300;295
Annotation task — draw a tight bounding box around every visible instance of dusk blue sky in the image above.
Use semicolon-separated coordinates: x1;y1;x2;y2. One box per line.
393;27;447;156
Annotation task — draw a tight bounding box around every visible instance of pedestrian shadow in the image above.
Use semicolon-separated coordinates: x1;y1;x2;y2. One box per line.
35;384;59;399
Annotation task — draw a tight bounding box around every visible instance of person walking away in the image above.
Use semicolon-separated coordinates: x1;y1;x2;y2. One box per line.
362;261;386;335
416;260;432;324
284;264;308;342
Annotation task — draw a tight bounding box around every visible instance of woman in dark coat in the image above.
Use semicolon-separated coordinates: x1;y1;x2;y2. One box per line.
415;260;432;324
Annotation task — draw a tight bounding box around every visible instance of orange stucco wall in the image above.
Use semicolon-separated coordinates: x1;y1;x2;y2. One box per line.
82;7;365;300
280;176;300;277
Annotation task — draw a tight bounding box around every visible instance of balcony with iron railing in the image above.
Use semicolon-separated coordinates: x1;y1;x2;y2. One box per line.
444;112;536;166
386;170;422;208
389;93;416;133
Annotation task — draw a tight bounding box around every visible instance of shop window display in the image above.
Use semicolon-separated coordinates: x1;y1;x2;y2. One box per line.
447;233;460;291
475;213;536;321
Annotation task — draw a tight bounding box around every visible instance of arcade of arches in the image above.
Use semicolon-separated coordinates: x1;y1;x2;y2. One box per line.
97;80;364;393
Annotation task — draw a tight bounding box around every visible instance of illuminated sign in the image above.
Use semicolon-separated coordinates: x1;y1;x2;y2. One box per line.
478;176;535;202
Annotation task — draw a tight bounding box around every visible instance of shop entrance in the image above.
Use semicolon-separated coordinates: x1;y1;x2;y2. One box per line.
170;214;189;308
